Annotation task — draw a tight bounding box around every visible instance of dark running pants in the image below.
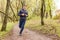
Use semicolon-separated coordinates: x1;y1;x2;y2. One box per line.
19;19;26;34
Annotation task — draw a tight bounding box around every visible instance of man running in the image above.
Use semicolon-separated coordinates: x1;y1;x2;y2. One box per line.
18;5;28;36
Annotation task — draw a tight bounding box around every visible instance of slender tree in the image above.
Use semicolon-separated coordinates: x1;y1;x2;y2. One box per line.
1;0;10;31
40;0;45;25
48;0;52;18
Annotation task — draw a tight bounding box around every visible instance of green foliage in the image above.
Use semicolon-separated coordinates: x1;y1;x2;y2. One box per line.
53;14;60;19
0;0;55;22
45;0;55;11
0;22;14;37
25;17;60;37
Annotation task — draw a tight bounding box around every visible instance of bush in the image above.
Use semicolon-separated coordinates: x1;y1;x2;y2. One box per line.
53;14;60;20
0;22;14;37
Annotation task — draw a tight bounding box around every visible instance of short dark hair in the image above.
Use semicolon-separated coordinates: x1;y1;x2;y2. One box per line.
22;3;27;6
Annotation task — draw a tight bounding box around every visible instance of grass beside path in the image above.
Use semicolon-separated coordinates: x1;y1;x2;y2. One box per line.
25;16;60;37
0;22;14;38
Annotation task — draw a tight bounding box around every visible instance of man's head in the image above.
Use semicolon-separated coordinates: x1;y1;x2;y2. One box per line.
22;5;27;10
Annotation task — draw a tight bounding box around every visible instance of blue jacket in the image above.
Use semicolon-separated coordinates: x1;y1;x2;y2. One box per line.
18;9;28;19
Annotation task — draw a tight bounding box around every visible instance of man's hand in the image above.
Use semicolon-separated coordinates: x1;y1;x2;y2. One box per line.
21;13;28;17
21;13;24;16
26;15;28;17
25;14;28;17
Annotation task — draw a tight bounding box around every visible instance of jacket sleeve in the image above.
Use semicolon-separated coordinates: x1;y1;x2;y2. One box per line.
18;10;22;16
26;11;28;17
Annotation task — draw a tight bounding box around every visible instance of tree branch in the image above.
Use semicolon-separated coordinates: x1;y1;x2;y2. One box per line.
9;3;17;18
0;11;14;22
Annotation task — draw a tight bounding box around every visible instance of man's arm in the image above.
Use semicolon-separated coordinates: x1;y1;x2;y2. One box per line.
25;11;28;17
18;10;21;16
18;10;25;16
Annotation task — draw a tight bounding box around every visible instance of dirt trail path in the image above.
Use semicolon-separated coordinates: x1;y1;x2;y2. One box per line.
4;24;53;40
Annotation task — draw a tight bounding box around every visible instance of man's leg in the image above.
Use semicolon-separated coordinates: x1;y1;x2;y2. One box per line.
19;19;22;28
20;19;26;34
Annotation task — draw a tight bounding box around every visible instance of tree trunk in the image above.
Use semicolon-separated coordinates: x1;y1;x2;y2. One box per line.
48;0;52;18
41;7;44;25
16;0;20;21
1;0;10;31
49;8;52;18
46;12;48;18
40;0;45;25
